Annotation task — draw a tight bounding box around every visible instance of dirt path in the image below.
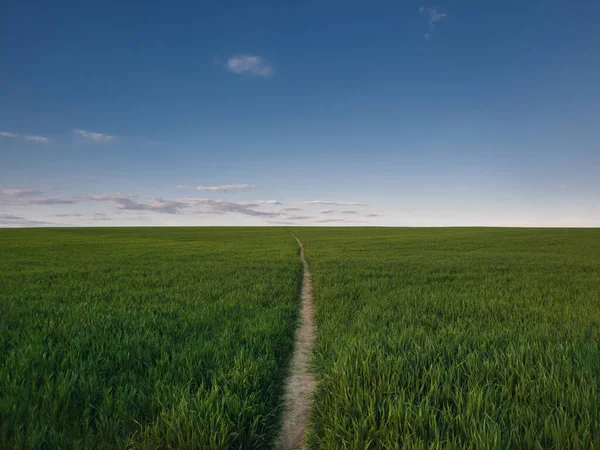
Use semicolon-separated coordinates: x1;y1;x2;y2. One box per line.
276;234;317;450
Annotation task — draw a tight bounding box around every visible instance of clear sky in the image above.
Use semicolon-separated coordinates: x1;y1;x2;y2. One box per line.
1;0;599;227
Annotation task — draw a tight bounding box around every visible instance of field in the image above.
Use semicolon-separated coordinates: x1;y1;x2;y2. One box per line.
292;228;600;449
1;227;600;449
0;228;301;449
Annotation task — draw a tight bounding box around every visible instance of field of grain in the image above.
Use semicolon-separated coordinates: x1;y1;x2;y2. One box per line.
0;228;301;449
293;228;600;449
1;227;599;449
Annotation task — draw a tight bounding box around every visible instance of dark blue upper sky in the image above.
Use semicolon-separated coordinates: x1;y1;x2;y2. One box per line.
1;0;599;226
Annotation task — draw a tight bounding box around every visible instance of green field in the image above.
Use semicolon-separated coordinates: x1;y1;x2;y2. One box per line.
1;227;600;449
0;228;301;449
292;228;600;449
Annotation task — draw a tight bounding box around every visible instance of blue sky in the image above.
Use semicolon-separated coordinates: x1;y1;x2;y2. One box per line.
1;0;599;227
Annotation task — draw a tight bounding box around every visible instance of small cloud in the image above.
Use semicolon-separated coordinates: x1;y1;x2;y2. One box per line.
317;219;347;223
300;201;369;206
420;7;447;38
0;132;19;138
52;213;111;221
26;198;76;205
0;189;75;206
81;194;185;214
285;215;312;220
319;210;336;214
0;213;57;228
226;55;274;77
1;189;44;197
267;220;303;226
76;193;138;201
89;213;110;221
282;207;302;212
178;184;255;192
366;213;381;217
0;214;25;220
179;198;283;217
340;210;358;214
73;129;116;142
115;198;187;215
253;200;281;205
24;135;50;143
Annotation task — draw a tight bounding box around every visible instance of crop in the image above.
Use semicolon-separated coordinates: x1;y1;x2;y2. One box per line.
294;227;600;449
0;227;302;449
3;226;599;449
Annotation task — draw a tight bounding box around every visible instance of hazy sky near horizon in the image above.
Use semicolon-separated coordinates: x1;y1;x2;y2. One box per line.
1;1;599;227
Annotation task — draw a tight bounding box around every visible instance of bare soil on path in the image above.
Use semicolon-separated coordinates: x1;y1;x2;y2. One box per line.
276;235;317;450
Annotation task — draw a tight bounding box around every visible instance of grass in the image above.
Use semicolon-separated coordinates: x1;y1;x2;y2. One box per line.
2;226;599;449
292;227;600;449
0;227;302;449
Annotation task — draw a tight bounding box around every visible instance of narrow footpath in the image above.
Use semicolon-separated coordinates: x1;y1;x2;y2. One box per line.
276;235;317;450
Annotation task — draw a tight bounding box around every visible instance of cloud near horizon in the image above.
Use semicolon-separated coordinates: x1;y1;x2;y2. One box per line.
1;189;44;197
0;213;58;227
178;184;255;192
226;55;274;77
80;194;184;214
26;198;76;205
1;187;381;225
78;194;284;217
1;188;74;205
180;198;281;217
300;201;369;206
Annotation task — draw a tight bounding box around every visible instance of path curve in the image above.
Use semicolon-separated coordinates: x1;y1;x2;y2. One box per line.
276;234;317;450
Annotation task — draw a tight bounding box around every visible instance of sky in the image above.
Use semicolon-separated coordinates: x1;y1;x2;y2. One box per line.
1;0;599;227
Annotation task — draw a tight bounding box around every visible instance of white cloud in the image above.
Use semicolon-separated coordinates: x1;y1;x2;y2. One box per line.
0;188;74;206
226;55;274;77
1;189;44;197
80;194;183;214
420;7;447;38
285;215;312;220
340;210;358;214
319;210;336;214
282;207;302;212
25;198;75;205
73;129;116;142
366;213;381;217
79;194;282;218
178;184;255;192
0;214;62;228
0;132;50;143
24;135;50;143
52;213;111;222
179;198;282;217
317;218;347;223
77;193;138;201
300;201;369;206
253;200;281;205
116;198;185;214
